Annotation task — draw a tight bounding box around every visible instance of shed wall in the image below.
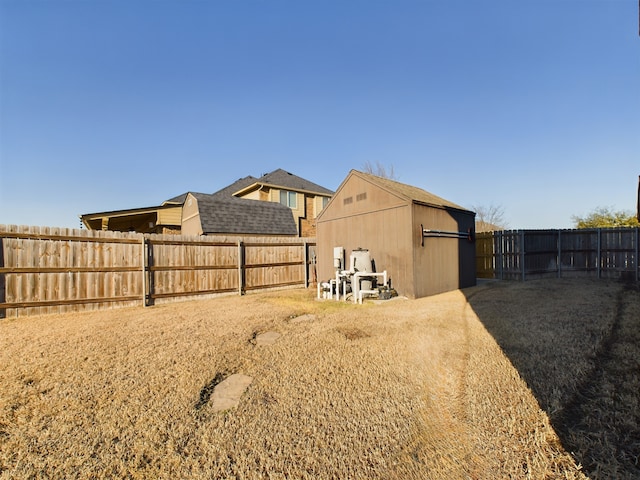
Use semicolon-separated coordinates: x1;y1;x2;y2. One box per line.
316;205;414;296
316;174;414;295
317;172;476;299
412;204;476;297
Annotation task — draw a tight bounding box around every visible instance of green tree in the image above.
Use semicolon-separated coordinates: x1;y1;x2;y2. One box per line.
572;206;640;228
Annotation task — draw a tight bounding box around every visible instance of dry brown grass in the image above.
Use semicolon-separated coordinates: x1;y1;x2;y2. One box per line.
0;279;635;479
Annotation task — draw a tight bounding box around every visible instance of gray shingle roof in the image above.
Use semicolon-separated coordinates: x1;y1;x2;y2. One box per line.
163;192;189;205
192;193;297;235
165;170;332;206
164;176;258;205
247;169;334;196
211;176;259;198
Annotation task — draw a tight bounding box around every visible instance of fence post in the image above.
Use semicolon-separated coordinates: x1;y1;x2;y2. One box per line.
142;236;147;307
144;236;155;306
0;235;5;319
636;227;640;282
597;228;601;279
557;230;562;279
498;231;503;280
237;240;245;296
520;230;526;281
303;241;309;288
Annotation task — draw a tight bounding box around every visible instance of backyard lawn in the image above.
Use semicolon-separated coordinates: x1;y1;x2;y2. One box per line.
1;278;638;479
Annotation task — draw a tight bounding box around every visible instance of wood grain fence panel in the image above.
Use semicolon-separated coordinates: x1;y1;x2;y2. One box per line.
0;226;315;317
475;233;495;278
478;228;639;281
244;242;306;290
146;235;240;303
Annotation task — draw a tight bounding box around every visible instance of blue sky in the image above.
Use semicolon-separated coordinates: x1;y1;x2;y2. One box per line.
1;0;638;229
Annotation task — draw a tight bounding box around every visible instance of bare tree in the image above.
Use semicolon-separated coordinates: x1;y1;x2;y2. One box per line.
472;204;507;232
362;160;398;180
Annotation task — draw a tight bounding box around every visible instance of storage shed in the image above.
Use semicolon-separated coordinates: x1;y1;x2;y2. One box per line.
316;170;476;299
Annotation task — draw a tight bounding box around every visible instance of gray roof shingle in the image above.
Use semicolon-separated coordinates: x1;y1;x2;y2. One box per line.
244;169;334;196
211;176;259;198
192;193;297;235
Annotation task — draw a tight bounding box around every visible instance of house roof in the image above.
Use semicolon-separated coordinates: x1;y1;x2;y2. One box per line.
211;175;259;198
353;170;471;213
163;193;189;205
233;169;334;197
190;192;298;235
162;176;259;206
142;170;332;208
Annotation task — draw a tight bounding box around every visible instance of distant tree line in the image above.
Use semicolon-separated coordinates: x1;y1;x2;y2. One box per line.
572;207;639;229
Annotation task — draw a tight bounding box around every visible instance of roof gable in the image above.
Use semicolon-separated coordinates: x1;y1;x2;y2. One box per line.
353;171;469;211
235;169;334;197
317;170;472;223
163;192;189;205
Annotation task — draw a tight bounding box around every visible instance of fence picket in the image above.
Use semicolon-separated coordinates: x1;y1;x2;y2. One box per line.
477;228;639;281
0;225;315;318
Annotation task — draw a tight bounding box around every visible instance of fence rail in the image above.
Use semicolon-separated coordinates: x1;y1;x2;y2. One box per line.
0;225;316;318
477;228;640;281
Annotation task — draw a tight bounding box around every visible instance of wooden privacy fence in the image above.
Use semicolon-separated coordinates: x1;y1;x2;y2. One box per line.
477;228;640;281
0;225;316;318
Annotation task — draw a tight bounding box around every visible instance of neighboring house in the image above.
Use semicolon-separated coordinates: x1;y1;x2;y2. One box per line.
181;193;297;236
79;198;184;234
230;169;333;237
79;169;333;237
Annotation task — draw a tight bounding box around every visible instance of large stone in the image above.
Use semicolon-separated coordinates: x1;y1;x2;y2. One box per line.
290;313;316;323
211;374;253;412
255;331;281;346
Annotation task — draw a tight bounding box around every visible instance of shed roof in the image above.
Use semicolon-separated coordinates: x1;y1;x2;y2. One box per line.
353;170;471;213
190;192;297;236
233;169;334;197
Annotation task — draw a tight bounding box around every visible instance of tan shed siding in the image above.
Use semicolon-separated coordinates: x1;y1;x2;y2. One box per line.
317;174;405;223
412;204;476;297
317;204;413;296
317;174;412;293
180;194;203;236
317;170;475;299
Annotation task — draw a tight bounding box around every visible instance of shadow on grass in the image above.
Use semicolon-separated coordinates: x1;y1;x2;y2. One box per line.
464;279;640;480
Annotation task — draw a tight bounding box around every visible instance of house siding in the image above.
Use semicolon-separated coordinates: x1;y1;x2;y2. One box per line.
158;206;182;227
300;196;317;237
181;194;203;235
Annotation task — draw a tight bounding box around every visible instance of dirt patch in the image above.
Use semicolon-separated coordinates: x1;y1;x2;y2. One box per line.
336;326;371;340
1;280;634;478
